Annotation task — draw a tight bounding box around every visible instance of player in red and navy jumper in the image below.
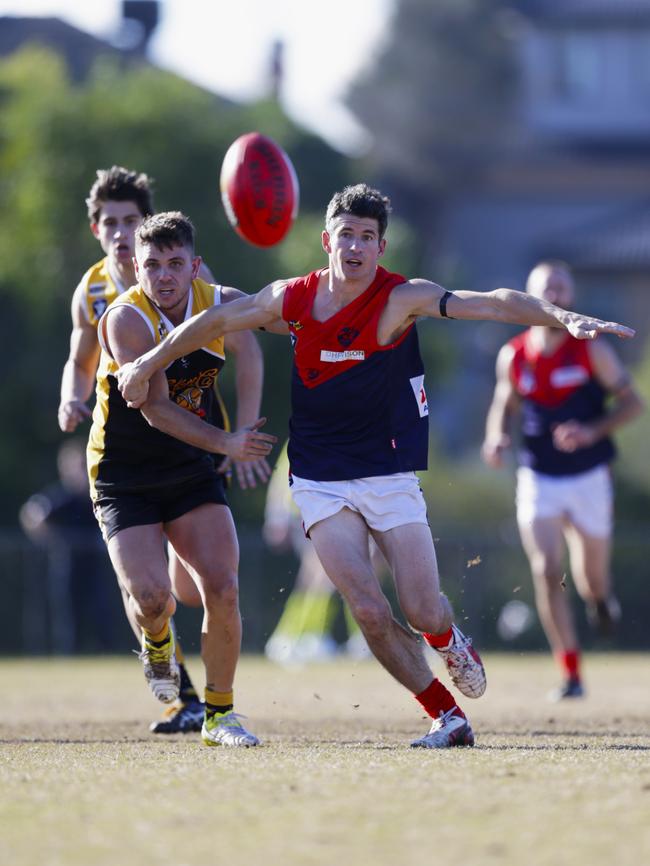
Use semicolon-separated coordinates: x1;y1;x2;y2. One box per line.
283;265;429;482
117;186;635;746
482;261;643;699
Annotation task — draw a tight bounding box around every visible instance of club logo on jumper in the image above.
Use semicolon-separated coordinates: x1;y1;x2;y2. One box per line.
409;375;429;418
92;299;108;320
307;368;320;381
519;365;536;395
289;320;304;331
157;320;169;340
168;368;219;415
320;349;365;362
550;365;589;389
337;326;360;348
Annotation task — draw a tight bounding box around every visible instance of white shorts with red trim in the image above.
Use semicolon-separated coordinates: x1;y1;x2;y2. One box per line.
516;464;613;538
289;471;428;535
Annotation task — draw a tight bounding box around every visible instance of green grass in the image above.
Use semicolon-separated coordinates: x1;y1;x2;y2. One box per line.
1;653;649;866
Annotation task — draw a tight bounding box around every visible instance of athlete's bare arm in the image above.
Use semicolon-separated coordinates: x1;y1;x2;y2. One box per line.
481;343;520;469
380;279;636;345
221;286;272;488
552;340;645;453
104;305;276;461
117;281;287;408
58;283;101;432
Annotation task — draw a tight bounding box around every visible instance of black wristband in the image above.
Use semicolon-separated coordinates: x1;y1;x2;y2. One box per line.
439;290;454;319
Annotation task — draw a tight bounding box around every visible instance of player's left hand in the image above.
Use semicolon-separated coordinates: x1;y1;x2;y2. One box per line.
564;314;635;341
552;420;597;452
219;455;272;490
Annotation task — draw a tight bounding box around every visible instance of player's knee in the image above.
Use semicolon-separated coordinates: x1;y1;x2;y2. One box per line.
350;596;392;638
202;571;240;611
132;583;174;620
532;563;563;590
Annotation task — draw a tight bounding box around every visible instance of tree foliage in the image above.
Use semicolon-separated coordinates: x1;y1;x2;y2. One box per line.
0;46;358;520
346;0;517;206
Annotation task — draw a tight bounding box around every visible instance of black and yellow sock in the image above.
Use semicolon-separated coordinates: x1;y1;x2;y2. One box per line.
205;688;234;718
143;621;170;646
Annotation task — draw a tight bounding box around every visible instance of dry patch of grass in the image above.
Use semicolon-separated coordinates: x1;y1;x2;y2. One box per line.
1;653;649;866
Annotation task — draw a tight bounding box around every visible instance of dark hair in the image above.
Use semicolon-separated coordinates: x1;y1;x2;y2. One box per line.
86;165;154;222
135;211;195;252
325;183;392;240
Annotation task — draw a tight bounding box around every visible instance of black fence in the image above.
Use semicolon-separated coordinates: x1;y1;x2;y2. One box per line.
1;520;648;655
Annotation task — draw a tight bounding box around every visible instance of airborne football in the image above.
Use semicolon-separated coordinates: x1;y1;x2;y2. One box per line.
219;132;299;247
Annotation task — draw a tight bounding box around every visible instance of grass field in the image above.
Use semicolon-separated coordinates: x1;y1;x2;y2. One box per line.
2;652;649;866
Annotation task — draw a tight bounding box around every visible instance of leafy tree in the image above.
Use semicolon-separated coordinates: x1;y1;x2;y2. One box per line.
0;46;359;521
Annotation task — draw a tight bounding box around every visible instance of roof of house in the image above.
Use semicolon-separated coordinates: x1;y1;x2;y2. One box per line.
539;202;650;269
0;16;144;80
518;0;650;24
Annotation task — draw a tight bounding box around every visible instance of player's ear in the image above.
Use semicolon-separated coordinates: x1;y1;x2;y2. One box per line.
191;256;202;280
378;238;386;258
90;222;100;239
322;229;332;254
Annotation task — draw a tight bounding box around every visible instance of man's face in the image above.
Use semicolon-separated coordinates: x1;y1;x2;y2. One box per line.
527;267;575;310
91;200;144;266
322;215;385;282
134;240;200;319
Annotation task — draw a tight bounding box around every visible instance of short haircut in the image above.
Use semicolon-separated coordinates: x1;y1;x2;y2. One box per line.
325;183;392;240
135;211;195;252
86;165;154;223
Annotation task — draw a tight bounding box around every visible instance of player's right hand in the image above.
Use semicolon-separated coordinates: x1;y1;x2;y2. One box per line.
225;418;277;462
481;434;511;468
58;399;92;432
116;361;150;408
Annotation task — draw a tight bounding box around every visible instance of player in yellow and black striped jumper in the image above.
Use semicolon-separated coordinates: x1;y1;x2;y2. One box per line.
60;167;270;733
89;211;276;747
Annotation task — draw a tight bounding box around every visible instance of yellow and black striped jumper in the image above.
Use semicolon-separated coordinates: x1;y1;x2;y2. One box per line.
87;278;230;537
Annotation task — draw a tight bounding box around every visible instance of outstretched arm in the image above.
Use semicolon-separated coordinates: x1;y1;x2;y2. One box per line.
117;281;286;407
221;287;272;488
388;279;636;342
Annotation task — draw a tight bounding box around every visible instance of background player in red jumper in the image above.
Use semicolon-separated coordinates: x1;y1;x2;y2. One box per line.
482;261;643;699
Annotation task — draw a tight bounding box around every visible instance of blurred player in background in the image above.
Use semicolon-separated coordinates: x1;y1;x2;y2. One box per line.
482;261;643;700
89;211;276;747
19;439;117;653
263;441;379;664
58;167;270;733
117;185;635;748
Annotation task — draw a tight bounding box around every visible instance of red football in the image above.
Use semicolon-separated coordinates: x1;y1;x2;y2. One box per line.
220;132;299;247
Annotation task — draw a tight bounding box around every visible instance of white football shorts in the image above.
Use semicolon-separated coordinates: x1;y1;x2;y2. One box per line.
516;463;613;538
289;471;429;535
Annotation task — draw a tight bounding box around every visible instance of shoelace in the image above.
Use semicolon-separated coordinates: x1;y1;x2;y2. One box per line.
210;711;249;729
137;639;174;672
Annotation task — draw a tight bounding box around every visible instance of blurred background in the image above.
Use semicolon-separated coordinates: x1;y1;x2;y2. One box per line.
1;0;649;656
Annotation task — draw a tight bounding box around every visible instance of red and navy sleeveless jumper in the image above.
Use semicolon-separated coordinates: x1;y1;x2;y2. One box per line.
509;330;614;476
282;266;429;482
